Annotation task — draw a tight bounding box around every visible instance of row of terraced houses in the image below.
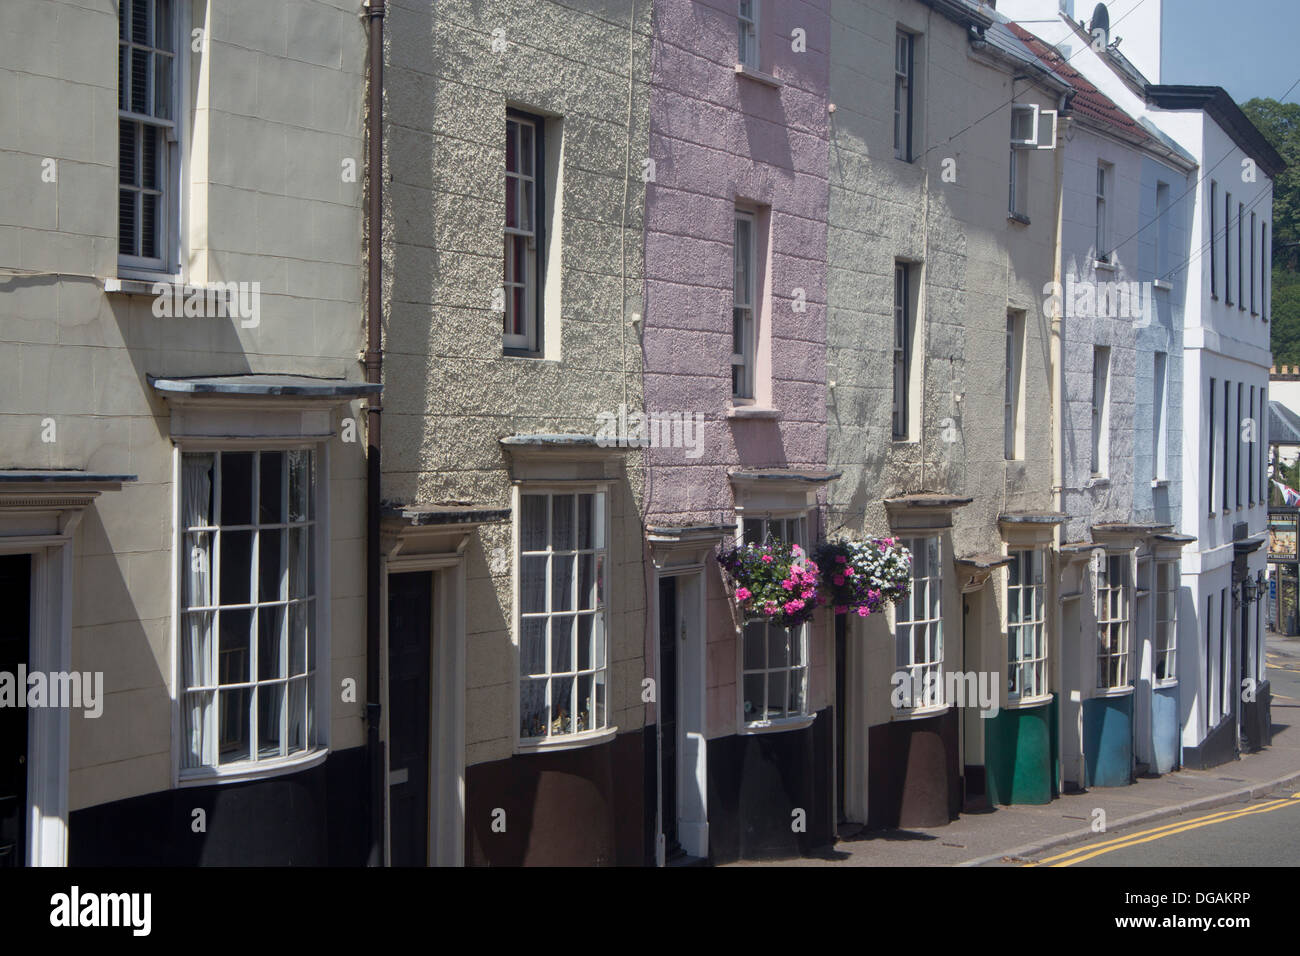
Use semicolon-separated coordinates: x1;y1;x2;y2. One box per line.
0;0;1284;866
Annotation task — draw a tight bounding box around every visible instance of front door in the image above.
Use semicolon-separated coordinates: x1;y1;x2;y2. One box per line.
657;577;680;858
388;571;432;866
0;554;31;867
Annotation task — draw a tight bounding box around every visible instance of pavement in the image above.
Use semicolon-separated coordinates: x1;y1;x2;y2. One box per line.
730;632;1300;867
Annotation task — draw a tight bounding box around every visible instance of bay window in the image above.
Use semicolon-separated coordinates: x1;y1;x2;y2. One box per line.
897;535;943;709
179;449;318;773
1097;552;1131;690
1154;561;1178;683
518;490;609;742
739;514;809;727
1007;549;1047;701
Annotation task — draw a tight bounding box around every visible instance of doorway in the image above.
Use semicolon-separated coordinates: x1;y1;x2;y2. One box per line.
0;554;31;867
387;570;432;866
657;577;680;858
653;569;706;861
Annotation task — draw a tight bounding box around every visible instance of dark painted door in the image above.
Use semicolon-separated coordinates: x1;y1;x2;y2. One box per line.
658;577;680;856
387;571;432;866
0;554;30;867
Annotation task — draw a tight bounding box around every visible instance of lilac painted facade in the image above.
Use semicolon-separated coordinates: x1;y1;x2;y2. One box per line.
642;0;833;864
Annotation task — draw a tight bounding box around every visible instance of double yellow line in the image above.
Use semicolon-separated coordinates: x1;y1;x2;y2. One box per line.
1023;792;1300;866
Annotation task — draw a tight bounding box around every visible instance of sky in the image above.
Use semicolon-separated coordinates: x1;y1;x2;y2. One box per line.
1161;0;1300;104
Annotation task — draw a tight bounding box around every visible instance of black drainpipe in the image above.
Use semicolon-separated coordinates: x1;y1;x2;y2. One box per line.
364;0;386;868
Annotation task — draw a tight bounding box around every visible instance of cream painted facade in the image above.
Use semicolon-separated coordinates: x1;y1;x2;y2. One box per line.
0;0;371;864
828;0;1063;824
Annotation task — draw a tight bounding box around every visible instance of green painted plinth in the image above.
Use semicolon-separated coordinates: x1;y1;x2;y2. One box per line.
985;700;1054;806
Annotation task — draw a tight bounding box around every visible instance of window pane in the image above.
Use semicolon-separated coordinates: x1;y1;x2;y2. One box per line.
767;626;790;669
259;451;285;523
551;676;574;734
288;450;312;521
576;674;593;732
521;617;546;676
520;678;547;737
219;687;251;763
182;611;215;687
551;495;574;550
521;494;547;551
551;553;574;611
578;553;598;609
288;525;311;599
154;54;171;119
519;120;534;177
258;528;283;602
131;47;150;112
551;614;574;672
287;678;307;754
520;555;547;613
219;608;252;684
288;601;308;676
220;529;253;605
257;683;285;759
221;452;254;525
743;673;764;720
743;622;765;670
577;614;595;670
257;605;285;680
767;671;788;719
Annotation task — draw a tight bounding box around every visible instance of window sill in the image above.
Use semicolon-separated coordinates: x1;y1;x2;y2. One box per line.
515;725;619;754
105;276;178;296
1154;279;1173;291
1007;212;1031;226
502;348;549;361
1153;679;1179;690
735;64;781;88
1151;478;1170;489
1093;259;1115;272
891;704;950;721
739;713;814;735
727;405;781;421
1094;685;1134;699
1004;694;1052;711
177;747;328;787
1085;476;1110;488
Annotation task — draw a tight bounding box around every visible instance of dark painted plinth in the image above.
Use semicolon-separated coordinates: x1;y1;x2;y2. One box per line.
1243;680;1272;752
705;708;834;864
867;708;960;829
68;745;369;866
1183;713;1240;770
464;729;647;866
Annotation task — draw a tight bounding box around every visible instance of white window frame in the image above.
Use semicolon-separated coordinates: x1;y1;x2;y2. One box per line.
896;535;945;712
1153;351;1168;481
515;485;614;749
894;30;913;161
737;512;811;732
893;262;911;438
1007;549;1048;703
118;0;181;276
1091;346;1110;477
1095;162;1110;263
1154;560;1178;685
504;112;542;353
732;209;757;402
1096;552;1131;691
738;0;759;70
1004;311;1023;460
174;445;329;784
1154;181;1170;279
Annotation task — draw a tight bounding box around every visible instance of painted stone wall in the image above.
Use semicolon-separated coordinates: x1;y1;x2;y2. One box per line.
0;0;370;815
643;0;831;740
382;0;653;769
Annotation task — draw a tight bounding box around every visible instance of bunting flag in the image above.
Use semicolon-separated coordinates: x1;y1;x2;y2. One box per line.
1273;479;1300;507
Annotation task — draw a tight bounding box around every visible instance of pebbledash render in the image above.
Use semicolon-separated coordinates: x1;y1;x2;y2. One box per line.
0;0;374;864
378;0;653;865
642;0;833;864
827;0;1063;829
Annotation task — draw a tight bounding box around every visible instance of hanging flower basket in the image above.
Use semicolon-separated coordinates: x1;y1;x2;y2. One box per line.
717;540;821;629
814;537;912;618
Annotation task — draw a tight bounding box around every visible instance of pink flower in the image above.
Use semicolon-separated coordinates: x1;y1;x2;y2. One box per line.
844;567;855;576
782;578;795;590
761;554;774;564
835;555;847;564
792;544;802;555
833;575;845;586
764;605;777;615
856;606;870;617
735;587;751;601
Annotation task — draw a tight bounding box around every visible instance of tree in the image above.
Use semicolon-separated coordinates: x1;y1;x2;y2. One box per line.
1241;98;1300;366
